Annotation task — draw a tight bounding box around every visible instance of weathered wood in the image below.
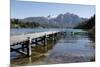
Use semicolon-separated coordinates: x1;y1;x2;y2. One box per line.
27;37;32;57
11;48;27;55
43;35;46;47
11;46;27;51
11;31;61;45
31;36;46;45
22;44;25;51
43;34;48;52
52;33;55;40
10;31;65;57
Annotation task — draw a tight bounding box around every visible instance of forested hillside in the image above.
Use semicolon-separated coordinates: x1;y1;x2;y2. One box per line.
75;15;95;29
11;19;41;28
75;15;95;41
11;19;60;28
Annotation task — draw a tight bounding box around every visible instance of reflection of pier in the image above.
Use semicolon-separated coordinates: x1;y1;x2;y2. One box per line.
10;31;63;57
10;30;88;57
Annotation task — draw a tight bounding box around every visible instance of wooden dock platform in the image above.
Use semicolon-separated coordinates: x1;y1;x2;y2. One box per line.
10;31;63;57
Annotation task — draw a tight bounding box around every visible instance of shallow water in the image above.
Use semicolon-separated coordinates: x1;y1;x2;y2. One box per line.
11;29;95;66
10;28;86;36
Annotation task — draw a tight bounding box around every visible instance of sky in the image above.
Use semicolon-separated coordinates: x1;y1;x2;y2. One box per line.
11;0;95;19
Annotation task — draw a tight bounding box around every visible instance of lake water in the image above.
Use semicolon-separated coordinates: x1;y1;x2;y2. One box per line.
11;28;95;66
10;28;86;36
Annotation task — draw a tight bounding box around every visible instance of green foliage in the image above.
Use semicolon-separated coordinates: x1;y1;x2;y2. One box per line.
11;19;60;28
75;15;95;29
74;15;95;41
11;19;42;28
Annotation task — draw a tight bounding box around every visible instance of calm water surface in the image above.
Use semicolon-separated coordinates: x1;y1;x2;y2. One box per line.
11;29;95;66
10;28;86;36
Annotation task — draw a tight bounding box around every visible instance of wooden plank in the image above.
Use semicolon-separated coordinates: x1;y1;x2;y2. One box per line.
10;31;61;45
11;48;27;55
10;31;63;57
27;37;32;57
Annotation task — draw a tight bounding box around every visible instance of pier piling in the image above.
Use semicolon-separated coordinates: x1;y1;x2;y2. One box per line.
27;37;32;57
11;31;65;57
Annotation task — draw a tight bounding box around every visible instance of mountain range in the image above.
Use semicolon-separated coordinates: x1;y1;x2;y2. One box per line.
18;13;88;28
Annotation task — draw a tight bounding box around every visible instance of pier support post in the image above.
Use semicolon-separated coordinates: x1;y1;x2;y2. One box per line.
44;36;46;47
22;44;25;51
52;33;54;40
43;34;47;52
35;38;38;46
27;37;32;57
53;33;56;41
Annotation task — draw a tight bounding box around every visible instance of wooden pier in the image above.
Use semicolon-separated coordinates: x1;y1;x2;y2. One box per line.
10;31;63;57
10;29;88;57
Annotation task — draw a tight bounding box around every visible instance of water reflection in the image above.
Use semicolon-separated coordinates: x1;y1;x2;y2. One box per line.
11;29;95;66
